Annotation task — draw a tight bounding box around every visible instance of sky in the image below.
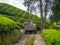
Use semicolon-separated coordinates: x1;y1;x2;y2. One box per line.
0;0;27;11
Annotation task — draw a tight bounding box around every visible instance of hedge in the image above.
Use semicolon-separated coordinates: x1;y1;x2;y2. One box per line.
42;29;60;45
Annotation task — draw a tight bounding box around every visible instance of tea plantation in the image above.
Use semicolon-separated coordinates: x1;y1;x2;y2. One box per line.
0;3;40;45
0;2;60;45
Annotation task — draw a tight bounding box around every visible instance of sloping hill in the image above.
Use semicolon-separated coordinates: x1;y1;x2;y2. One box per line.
0;3;41;29
0;3;38;20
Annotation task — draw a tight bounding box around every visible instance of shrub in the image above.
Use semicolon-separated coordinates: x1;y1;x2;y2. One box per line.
52;23;60;29
42;29;60;45
0;15;17;32
0;15;22;45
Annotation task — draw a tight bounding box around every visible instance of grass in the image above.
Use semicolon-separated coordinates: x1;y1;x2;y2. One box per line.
24;35;34;45
0;30;22;45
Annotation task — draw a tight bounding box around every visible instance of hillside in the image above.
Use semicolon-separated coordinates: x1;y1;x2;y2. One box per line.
0;3;39;20
0;3;41;29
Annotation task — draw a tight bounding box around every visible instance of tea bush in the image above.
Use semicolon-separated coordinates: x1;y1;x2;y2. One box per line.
42;29;60;45
52;23;60;29
0;15;22;45
0;15;18;32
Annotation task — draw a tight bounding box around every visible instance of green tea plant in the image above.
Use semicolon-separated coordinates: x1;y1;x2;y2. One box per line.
0;15;22;45
42;29;60;45
0;15;17;32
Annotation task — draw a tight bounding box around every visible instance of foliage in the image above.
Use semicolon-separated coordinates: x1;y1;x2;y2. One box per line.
0;15;18;32
51;23;60;29
50;0;60;22
47;22;60;29
42;29;60;45
0;30;22;45
0;14;22;45
0;13;22;45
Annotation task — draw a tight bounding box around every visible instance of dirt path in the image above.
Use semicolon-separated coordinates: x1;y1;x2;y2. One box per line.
11;35;29;45
11;34;46;45
34;34;46;45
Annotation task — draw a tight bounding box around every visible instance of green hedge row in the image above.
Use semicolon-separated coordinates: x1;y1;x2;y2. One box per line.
52;23;60;29
0;14;20;32
42;29;60;45
0;14;23;45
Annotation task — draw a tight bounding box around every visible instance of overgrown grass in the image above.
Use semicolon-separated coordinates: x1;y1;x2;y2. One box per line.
24;35;34;45
0;30;22;45
42;29;60;45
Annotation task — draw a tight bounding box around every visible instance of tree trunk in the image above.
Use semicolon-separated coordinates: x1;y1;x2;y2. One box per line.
44;0;48;29
40;0;44;31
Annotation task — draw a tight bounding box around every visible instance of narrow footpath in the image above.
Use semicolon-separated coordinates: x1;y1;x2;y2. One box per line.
11;35;29;45
34;34;46;45
11;34;46;45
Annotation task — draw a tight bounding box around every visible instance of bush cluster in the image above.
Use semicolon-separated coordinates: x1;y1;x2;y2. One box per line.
0;15;18;32
52;23;60;29
0;15;22;45
42;29;60;45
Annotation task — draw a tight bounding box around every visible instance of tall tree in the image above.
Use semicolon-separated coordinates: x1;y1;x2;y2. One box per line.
40;0;44;31
23;0;51;31
51;0;60;22
43;0;49;29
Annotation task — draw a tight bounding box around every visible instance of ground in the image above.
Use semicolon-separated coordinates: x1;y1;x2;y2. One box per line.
11;34;46;45
34;34;46;45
